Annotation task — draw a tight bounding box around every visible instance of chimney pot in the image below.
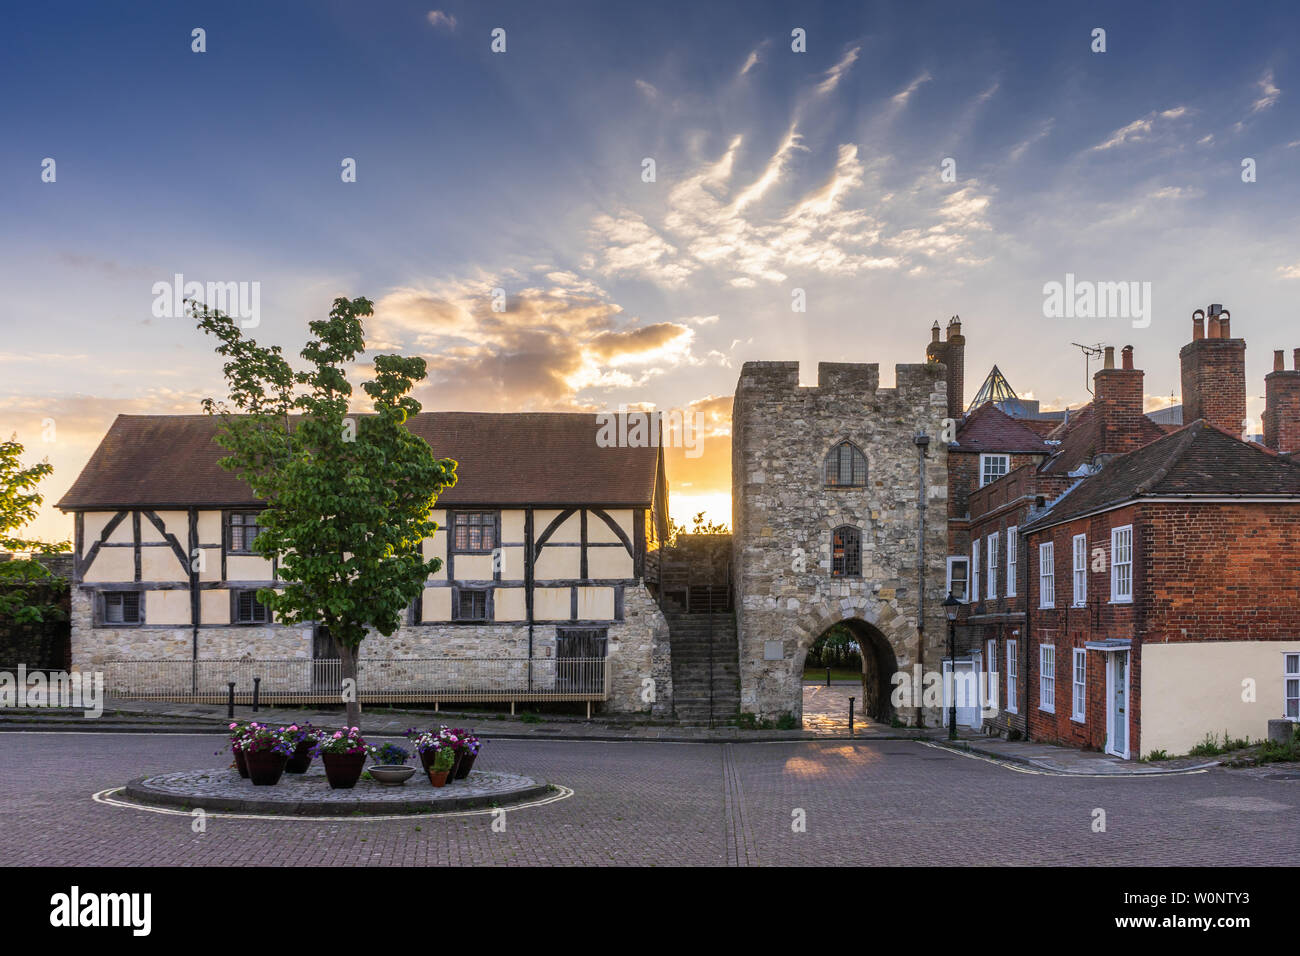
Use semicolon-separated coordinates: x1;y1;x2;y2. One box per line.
1121;345;1134;370
1275;350;1286;372
1103;345;1115;369
1295;348;1300;371
1207;315;1221;339
1220;310;1231;338
1192;310;1205;340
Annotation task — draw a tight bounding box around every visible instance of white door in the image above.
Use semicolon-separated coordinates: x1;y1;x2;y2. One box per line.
943;660;981;729
1107;653;1129;758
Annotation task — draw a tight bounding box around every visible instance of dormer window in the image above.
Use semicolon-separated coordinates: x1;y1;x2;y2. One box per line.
823;441;868;487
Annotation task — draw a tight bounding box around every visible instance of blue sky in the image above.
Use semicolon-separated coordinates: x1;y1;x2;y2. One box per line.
3;0;1299;536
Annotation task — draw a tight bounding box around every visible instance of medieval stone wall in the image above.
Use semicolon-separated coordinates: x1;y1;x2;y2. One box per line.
731;360;951;723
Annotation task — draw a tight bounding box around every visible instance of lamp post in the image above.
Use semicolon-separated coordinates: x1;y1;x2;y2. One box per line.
943;592;961;740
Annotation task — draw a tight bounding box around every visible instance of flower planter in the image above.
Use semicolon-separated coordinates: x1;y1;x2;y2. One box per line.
369;765;416;786
418;748;437;773
447;751;464;782
284;740;314;774
233;748;250;778
427;768;450;788
455;752;476;779
244;750;288;786
321;751;367;789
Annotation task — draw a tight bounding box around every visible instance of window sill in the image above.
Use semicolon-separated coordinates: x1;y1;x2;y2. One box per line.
1071;714;1085;724
1109;597;1134;605
1039;705;1055;714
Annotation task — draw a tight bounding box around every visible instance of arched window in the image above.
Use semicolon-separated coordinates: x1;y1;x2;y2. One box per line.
831;526;862;577
823;441;867;487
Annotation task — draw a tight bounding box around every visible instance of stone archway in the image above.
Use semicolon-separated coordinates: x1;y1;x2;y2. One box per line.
797;617;900;725
772;601;923;725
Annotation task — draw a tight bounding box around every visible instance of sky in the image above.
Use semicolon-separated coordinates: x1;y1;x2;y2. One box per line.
3;0;1299;542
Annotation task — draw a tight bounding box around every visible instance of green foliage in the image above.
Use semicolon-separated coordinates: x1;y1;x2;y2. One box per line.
1143;749;1169;762
774;712;798;730
518;710;542;724
432;747;455;771
1259;726;1300;764
1188;730;1253;757
666;511;730;544
193;297;456;724
0;437;70;624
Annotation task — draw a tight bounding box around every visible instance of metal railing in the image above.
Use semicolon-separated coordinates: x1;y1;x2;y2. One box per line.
99;657;610;705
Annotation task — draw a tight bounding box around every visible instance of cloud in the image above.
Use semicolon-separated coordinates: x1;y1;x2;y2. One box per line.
1007;119;1054;163
739;49;760;76
891;70;932;106
1277;264;1300;279
1250;69;1281;113
816;46;861;95
1090;107;1189;151
425;10;457;30
370;276;706;411
635;79;658;100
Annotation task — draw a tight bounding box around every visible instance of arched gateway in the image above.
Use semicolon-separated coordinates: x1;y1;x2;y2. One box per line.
730;359;951;725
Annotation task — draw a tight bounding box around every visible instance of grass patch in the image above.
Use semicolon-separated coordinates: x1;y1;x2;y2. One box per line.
802;668;862;682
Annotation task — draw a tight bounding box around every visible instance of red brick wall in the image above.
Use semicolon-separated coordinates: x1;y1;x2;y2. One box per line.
1140;502;1300;641
1180;338;1246;434
1263;369;1300;454
1093;367;1147;456
1025;505;1140;752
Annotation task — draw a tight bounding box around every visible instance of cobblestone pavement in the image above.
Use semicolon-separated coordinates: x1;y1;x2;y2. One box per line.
801;680;863;733
0;733;1295;866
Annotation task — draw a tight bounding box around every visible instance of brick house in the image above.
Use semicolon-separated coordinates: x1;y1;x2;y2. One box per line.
1020;420;1300;758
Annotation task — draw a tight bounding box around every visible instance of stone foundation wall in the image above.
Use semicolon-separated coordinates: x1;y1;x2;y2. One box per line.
71;583;670;715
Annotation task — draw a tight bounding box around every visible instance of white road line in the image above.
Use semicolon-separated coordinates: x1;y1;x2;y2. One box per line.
90;784;575;822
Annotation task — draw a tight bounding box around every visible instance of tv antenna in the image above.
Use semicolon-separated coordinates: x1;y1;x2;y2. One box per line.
1071;342;1104;396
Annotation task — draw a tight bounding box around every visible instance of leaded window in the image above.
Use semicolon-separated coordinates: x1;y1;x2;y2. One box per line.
831;526;862;577
823;441;868;487
453;512;497;552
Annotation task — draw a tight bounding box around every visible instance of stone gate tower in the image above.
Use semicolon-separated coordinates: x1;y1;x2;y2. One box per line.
730;360;950;724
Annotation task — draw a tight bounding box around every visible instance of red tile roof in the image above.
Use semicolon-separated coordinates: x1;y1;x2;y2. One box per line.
953;402;1055;454
1039;400;1168;475
57;413;663;510
1023;419;1300;531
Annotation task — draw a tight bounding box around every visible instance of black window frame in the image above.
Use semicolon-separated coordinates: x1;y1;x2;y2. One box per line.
831;526;863;578
233;588;270;625
450;511;499;554
823;441;868;488
227;511;264;555
102;590;142;625
452;587;489;622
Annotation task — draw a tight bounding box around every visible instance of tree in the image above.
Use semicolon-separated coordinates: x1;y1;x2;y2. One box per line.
0;437;70;625
194;296;457;728
666;510;730;544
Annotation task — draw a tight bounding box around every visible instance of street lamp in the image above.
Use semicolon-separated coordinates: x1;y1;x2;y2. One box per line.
943;591;961;740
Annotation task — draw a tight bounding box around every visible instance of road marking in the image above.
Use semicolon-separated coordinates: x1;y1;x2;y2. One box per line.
91;784;575;822
917;741;1211;778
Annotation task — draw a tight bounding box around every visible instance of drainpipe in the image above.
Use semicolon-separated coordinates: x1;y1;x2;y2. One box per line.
1021;526;1031;742
913;432;930;727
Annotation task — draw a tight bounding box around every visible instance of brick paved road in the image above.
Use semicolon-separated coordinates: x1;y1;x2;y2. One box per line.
0;733;1294;866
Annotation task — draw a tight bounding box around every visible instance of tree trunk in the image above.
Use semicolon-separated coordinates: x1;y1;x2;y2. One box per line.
340;643;362;729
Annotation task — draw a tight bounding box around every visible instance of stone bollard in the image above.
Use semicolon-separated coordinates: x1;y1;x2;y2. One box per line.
1266;719;1294;745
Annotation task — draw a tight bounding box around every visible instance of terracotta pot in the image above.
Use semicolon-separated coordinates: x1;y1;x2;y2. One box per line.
233;748;250;778
244;749;288;786
321;751;367;789
455;751;476;779
427;768;450;788
284;740;314;774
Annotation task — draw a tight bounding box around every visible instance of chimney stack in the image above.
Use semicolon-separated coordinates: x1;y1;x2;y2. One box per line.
1181;304;1246;434
1264;343;1300;454
925;316;965;420
1094;344;1146;456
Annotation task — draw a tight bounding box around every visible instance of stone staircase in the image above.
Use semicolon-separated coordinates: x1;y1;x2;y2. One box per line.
666;612;740;726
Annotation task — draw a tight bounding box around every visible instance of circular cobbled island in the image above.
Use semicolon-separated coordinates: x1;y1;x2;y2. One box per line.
123;765;553;817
